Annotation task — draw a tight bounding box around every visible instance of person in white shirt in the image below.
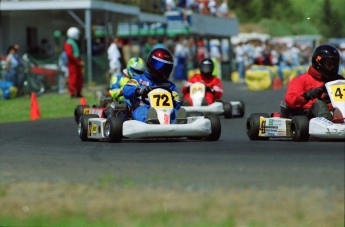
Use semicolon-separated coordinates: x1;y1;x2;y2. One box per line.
107;37;122;76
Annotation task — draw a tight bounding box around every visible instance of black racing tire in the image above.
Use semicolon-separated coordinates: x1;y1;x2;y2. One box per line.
74;105;90;124
246;113;270;140
291;116;309;142
78;114;99;141
105;117;123;143
204;113;221;141
238;100;245;118
223;102;233;119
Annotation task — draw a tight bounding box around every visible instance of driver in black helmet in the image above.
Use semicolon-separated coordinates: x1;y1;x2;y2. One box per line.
123;48;184;124
181;58;223;105
284;44;344;121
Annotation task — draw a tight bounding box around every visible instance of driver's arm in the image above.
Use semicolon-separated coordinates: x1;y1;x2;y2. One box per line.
170;83;181;110
123;78;139;99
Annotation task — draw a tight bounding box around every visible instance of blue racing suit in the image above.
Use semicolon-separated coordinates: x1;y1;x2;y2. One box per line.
123;70;181;123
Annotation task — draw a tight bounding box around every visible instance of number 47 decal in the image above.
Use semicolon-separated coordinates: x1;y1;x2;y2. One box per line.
331;85;345;102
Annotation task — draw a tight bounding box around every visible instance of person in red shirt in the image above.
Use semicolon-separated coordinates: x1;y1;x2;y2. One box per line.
182;58;223;105
64;27;84;98
284;44;344;121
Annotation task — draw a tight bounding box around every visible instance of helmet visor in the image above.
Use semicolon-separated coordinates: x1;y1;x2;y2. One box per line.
322;58;339;74
200;64;213;76
151;56;173;78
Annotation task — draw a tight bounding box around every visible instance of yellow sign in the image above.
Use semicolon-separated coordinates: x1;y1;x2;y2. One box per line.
330;85;345;102
83;108;90;114
149;91;173;108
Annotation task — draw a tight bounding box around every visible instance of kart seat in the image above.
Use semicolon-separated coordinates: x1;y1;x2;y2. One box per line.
280;101;305;118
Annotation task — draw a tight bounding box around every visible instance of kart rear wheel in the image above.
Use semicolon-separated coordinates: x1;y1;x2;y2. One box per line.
205;114;221;141
74;105;90;124
238;100;245;118
223;102;233;119
105;117;123;143
246;113;270;140
291;116;309;142
78;114;98;141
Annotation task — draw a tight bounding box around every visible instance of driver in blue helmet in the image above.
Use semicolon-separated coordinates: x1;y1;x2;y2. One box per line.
123;48;184;124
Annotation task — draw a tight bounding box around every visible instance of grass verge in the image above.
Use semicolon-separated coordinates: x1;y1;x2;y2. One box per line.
0;182;343;227
0;89;100;123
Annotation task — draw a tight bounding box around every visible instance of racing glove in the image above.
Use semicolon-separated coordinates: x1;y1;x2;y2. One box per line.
303;86;324;101
205;86;214;93
135;86;152;97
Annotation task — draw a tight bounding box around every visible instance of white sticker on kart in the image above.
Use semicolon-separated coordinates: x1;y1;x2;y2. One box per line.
190;83;205;96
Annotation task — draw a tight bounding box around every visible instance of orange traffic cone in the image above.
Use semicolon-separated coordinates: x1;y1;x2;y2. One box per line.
30;92;41;120
80;97;87;105
272;77;283;90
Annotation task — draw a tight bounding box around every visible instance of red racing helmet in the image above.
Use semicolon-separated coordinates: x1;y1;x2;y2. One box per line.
146;48;174;82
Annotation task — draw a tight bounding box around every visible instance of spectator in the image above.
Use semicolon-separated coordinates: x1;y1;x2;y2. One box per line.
165;0;176;11
39;38;54;58
173;36;190;80
217;0;230;17
107;37;122;76
234;41;246;83
64;27;84;98
208;0;218;16
5;45;21;88
57;51;68;94
209;39;222;79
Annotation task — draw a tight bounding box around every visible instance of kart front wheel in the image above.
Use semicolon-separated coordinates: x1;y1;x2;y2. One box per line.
246;113;270;140
105;117;123;143
78;114;98;141
291;116;309;142
205;114;221;141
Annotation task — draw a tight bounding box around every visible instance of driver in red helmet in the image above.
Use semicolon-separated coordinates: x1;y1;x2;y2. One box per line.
284;44;344;121
123;48;184;123
182;58;223;105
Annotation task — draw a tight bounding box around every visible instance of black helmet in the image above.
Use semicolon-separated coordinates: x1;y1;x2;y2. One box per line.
146;48;174;82
200;58;214;77
312;44;340;82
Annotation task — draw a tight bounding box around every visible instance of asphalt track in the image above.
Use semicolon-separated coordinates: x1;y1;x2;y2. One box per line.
0;81;344;191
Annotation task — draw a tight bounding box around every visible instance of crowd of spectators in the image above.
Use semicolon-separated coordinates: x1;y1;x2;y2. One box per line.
163;0;234;18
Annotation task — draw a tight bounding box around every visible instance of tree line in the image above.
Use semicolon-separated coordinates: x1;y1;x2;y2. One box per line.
229;0;344;38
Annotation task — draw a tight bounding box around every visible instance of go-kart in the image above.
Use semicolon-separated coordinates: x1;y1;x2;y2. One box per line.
77;86;221;142
181;82;245;118
246;79;345;141
74;96;113;124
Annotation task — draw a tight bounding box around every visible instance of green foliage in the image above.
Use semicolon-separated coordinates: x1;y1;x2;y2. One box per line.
0;91;100;123
230;0;345;37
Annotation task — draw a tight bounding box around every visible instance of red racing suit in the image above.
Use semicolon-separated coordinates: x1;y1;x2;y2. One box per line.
64;38;83;96
182;74;223;105
284;66;333;110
